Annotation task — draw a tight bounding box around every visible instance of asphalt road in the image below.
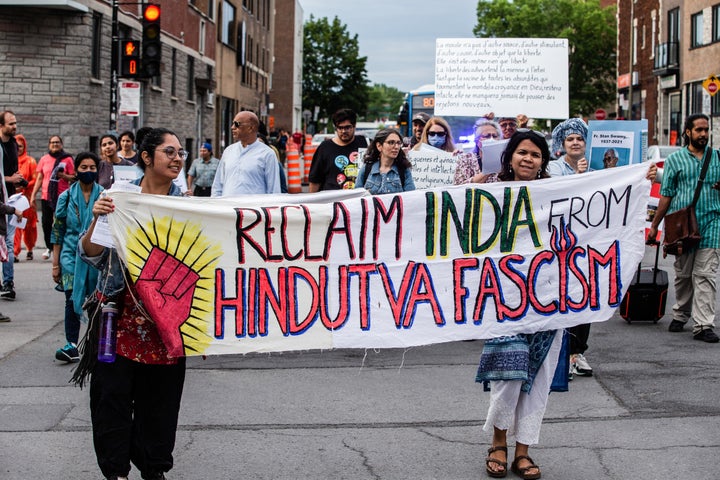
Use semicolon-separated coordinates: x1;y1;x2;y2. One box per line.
1;246;719;479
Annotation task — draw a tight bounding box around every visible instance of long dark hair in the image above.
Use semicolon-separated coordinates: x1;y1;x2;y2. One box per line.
363;128;411;169
497;130;551;181
137;127;178;171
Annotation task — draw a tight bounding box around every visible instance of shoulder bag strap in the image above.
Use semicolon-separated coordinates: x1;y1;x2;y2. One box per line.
691;147;713;207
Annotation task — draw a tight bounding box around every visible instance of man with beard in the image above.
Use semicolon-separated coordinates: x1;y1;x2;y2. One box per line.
648;113;720;343
308;108;368;191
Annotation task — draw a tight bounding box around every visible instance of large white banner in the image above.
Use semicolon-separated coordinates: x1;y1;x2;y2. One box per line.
106;164;650;357
435;38;569;119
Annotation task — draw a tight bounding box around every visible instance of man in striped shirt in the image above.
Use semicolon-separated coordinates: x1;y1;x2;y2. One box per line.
648;113;720;343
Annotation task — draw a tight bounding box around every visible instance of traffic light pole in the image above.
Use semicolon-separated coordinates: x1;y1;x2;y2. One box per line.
109;0;119;132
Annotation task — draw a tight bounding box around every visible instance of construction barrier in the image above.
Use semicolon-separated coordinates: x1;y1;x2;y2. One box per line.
286;149;302;193
303;134;316;185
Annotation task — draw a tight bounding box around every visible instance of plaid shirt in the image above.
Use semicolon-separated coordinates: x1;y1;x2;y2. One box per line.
660;146;720;249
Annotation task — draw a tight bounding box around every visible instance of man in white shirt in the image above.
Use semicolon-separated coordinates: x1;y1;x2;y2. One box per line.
211;111;281;196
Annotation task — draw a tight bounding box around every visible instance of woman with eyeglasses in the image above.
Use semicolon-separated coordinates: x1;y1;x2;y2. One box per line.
454;118;503;185
476;130;562;480
97;133;134;189
76;128;188;480
356;128;415;194
413;117;456;153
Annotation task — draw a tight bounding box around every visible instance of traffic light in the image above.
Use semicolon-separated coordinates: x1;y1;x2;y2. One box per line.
142;3;162;77
120;40;140;78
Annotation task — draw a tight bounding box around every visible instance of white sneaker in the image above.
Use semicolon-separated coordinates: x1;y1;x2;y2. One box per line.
42;248;50;260
574;353;593;376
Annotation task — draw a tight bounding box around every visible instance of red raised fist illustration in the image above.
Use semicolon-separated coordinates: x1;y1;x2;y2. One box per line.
135;247;199;357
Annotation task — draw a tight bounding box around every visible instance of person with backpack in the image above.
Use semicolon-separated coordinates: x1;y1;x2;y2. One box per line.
30;135;75;261
355;128;415;195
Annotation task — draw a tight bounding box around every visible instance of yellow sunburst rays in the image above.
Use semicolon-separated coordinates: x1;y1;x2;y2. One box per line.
124;214;223;356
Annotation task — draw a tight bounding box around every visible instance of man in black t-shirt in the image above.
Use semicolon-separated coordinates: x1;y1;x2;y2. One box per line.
308;109;368;191
0;110;24;301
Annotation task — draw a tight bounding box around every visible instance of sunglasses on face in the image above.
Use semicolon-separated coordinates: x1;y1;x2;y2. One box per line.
427;131;446;138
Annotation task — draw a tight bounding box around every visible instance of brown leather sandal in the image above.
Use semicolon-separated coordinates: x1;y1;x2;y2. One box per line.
511;455;541;479
485;446;508;478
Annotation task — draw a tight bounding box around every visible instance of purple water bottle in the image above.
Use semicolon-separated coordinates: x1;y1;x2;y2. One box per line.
97;302;118;363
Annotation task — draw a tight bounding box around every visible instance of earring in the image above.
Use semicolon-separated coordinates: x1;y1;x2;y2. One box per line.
537;170;541;178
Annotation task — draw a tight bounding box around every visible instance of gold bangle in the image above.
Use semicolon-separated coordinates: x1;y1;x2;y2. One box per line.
52;265;60;270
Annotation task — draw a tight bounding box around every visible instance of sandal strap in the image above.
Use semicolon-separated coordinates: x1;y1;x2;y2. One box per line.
488;446;508;454
512;455;539;472
486;458;507;467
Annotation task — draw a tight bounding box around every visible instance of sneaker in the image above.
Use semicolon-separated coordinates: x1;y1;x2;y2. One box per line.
668;320;685;332
142;473;166;480
0;312;10;322
693;329;720;343
106;477;129;480
13;256;18;263
0;281;15;300
42;248;50;260
26;251;33;260
55;343;80;363
574;353;593;376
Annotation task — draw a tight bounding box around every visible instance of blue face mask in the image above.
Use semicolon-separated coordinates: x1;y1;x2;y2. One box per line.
428;136;446;148
77;171;98;185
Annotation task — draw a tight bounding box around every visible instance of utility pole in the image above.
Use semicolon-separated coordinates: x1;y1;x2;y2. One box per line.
109;0;119;132
627;0;634;120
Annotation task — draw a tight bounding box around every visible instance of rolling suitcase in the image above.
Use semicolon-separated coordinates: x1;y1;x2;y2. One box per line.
619;245;668;323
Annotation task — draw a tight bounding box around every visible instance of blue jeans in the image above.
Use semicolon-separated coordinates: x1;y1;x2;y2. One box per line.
64;289;80;344
3;218;15;284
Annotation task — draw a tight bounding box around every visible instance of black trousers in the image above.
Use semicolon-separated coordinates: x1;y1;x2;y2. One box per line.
568;323;591;355
41;199;53;248
90;355;186;479
193;185;212;197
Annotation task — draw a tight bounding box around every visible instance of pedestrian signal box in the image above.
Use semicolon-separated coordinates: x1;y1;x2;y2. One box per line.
121;40;140;78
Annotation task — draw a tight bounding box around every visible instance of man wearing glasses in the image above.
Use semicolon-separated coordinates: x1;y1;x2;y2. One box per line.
211;111;281;196
308;108;369;192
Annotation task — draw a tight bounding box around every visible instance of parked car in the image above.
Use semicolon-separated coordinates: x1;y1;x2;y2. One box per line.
647;145;682;163
311;133;334;146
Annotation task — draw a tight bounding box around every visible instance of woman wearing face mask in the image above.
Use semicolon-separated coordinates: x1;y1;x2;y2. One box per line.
97;133;133;189
51;152;103;363
413;117;456;152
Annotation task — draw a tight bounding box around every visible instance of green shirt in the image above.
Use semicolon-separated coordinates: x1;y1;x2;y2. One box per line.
660;146;720;249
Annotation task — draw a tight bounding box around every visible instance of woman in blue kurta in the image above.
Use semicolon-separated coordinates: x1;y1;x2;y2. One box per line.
356;128;415;194
51;152;103;362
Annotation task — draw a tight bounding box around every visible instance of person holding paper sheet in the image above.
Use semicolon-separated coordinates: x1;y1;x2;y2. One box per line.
97;133;134;189
413;116;457;153
454;118;503;184
76;128;187;480
13;134;38;261
476;129;564;480
51;152;103;363
355;129;415;194
0;132;22;322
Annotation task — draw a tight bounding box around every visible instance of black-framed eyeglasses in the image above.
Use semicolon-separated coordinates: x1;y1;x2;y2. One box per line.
335;124;354;131
384;140;403;147
427;131;446;138
156;147;188;161
479;133;500;140
232;121;247;128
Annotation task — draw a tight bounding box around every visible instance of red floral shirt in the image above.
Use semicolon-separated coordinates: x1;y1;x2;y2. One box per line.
116;286;179;365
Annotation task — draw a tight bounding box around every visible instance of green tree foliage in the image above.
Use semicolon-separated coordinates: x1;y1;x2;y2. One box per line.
475;0;616;117
303;15;370;124
365;84;405;122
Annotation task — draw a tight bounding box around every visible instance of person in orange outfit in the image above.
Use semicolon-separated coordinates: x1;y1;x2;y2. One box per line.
13;134;38;261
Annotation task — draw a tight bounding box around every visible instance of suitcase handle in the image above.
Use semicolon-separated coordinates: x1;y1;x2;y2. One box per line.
636;243;661;285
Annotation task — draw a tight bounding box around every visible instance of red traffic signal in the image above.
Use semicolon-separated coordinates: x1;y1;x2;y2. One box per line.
142;3;162;77
143;3;160;22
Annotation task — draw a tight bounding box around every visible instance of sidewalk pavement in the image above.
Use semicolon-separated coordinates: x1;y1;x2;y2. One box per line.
1;249;720;479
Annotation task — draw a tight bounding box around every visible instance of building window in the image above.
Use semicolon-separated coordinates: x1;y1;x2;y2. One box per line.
687;82;705;115
171;48;177;97
199;20;206;55
713;4;720;43
91;13;102;79
691;12;704;48
208;0;215;21
187;55;195;101
714;92;720;117
668;8;679;43
222;0;235;47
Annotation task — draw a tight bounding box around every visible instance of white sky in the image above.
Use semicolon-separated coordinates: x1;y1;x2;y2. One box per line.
298;0;479;93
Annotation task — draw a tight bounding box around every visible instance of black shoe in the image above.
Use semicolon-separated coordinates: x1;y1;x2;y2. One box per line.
0;281;15;300
0;312;10;322
26;251;33;260
668;320;685;332
142;473;166;480
694;329;720;343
